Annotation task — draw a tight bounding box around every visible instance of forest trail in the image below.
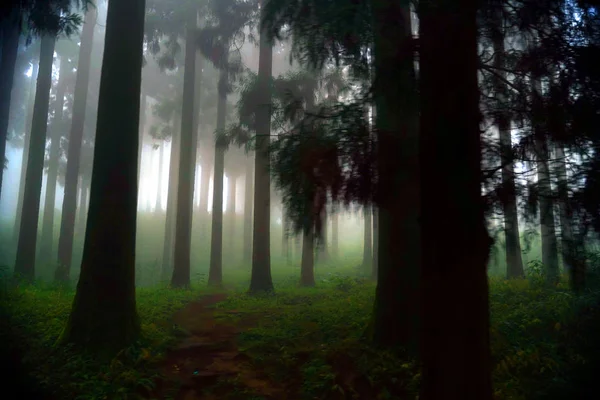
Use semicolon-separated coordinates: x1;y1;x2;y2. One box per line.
151;293;285;400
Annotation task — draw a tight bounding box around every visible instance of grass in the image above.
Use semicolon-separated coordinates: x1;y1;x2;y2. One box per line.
2;259;600;400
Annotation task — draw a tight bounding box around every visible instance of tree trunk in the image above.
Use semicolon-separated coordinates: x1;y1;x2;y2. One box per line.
227;173;237;259
369;1;420;352
362;205;373;270
155;141;164;212
491;8;524;279
208;64;228;287
0;13;19;202
172;14;200;288
300;227;315;286
418;0;493;398
14;35;56;281
58;0;144;358
282;207;290;263
533;79;560;284
331;211;339;259
243;156;253;263
76;173;89;238
316;209;329;263
39;56;70;267
56;7;96;278
13;60;39;245
249;2;274;294
372;206;378;279
162;117;180;280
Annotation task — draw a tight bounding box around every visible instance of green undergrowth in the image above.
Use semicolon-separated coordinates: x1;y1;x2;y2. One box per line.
2;266;600;400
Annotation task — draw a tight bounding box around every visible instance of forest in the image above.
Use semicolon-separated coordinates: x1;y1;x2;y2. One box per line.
0;0;599;399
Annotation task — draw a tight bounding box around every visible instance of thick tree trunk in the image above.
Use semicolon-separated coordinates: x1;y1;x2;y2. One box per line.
249;3;274;294
243;157;253;263
14;61;39;245
300;227;315;286
58;0;144;358
162;118;180;280
362;205;373;270
208;65;228;286
369;1;420;352
39;56;70;266
171;15;199;288
331;211;339;259
533;79;560;284
491;9;524;279
0;14;19;202
155;142;164;212
419;0;493;398
56;7;96;278
14;35;56;281
372;206;378;279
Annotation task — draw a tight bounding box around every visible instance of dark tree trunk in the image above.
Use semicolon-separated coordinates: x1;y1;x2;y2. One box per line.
155;141;164;212
491;9;524;279
418;0;493;398
39;56;70;267
369;1;420;352
171;14;200;288
14;35;56;281
13;60;38;245
0;13;19;202
362;205;373;270
533;79;559;284
300;227;315;286
243;156;253;263
58;0;145;358
282;207;290;263
162;118;180;280
249;2;274;294
208;65;227;287
56;7;96;278
331;211;339;259
372;206;378;279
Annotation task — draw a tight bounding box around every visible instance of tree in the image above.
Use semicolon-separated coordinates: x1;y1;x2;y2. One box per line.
362;205;372;270
56;5;96;280
59;0;145;357
418;0;493;397
243;155;253;262
14;34;56;281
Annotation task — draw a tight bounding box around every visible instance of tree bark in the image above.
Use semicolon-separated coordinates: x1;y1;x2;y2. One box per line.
56;7;96;278
418;0;493;398
14;35;56;281
369;0;420;352
249;2;274;294
59;0;144;358
162;117;180;280
208;65;228;287
243;156;253;263
0;13;19;202
300;227;315;286
39;55;70;267
172;14;200;288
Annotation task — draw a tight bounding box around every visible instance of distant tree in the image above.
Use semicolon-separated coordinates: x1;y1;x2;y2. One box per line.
59;0;145;357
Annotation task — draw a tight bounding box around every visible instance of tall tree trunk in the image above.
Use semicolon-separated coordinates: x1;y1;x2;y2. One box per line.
0;13;19;202
331;210;339;260
533;79;559;284
58;0;145;358
243;156;253;263
300;227;315;286
372;206;378;279
491;8;524;279
56;7;96;278
13;60;39;245
208;65;228;286
171;14;199;288
419;0;493;398
249;3;274;294
282;207;290;263
76;173;89;238
227;173;237;259
362;205;373;269
14;35;56;281
162;118;180;280
369;1;420;352
155;142;164;212
39;56;70;266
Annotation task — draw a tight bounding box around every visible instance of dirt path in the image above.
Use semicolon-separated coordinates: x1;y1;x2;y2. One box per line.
151;293;284;400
